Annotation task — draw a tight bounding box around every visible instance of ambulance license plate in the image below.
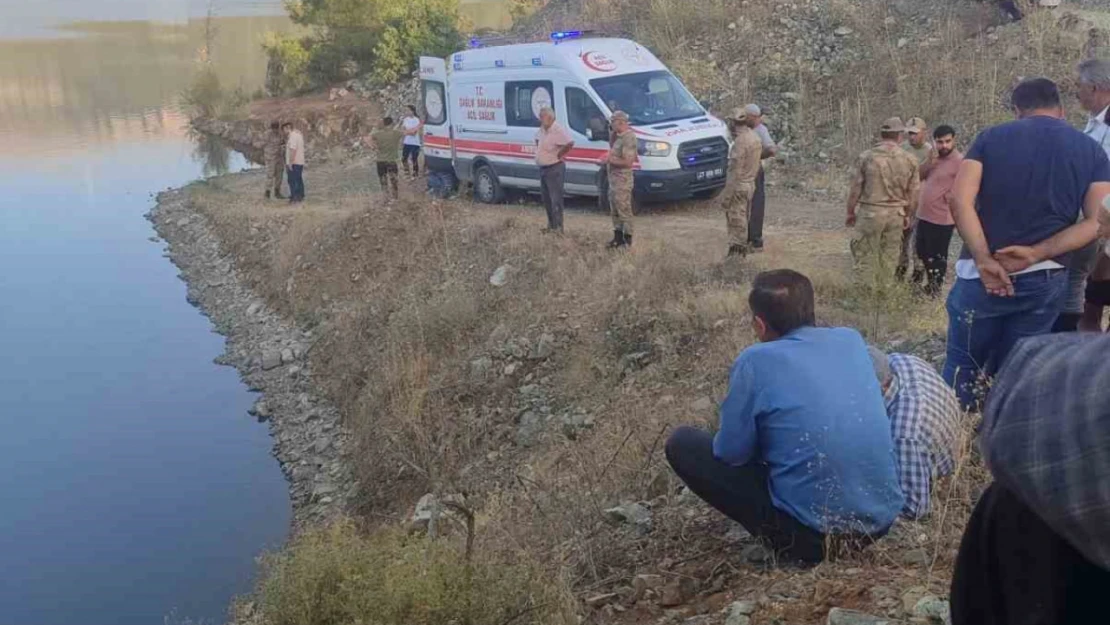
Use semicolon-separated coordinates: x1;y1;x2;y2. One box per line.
697;168;723;181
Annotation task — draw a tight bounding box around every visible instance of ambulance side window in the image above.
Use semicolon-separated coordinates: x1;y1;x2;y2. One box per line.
505;80;552;128
565;87;605;139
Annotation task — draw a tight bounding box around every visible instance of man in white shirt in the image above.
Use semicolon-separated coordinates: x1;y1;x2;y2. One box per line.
1075;59;1110;332
534;107;575;233
283;122;306;203
744;104;777;251
401;105;423;178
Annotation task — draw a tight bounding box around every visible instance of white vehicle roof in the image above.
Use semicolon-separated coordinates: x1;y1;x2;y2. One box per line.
450;37;669;82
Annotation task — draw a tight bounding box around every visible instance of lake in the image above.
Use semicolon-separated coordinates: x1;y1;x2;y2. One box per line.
0;2;293;623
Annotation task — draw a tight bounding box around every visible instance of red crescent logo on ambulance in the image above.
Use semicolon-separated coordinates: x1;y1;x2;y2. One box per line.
581;51;617;72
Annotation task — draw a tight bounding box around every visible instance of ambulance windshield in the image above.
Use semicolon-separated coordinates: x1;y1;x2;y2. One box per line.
590;70;704;125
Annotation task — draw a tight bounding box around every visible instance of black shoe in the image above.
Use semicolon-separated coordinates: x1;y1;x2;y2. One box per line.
607;229;625;249
265;189;271;199
728;244;748;258
623;233;632;247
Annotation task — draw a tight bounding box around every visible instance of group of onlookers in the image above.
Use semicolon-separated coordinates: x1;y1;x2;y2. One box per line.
667;60;1110;624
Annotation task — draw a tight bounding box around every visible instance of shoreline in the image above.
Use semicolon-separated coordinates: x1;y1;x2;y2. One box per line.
147;183;355;530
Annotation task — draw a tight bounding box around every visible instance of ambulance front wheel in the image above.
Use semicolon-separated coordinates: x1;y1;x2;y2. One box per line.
473;164;504;204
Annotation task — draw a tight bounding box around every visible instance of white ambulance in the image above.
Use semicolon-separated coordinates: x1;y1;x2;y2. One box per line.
419;32;731;205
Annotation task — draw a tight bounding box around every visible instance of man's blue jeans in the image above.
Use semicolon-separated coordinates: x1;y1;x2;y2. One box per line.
943;269;1066;409
288;165;305;201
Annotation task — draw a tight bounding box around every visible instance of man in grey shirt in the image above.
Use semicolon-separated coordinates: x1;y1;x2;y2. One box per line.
744;104;777;251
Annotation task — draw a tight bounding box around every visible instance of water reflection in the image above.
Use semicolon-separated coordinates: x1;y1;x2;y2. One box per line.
0;15;292;161
190;129;238;176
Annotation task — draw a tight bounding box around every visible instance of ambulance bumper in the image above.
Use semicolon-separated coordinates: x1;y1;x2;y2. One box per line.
634;167;727;200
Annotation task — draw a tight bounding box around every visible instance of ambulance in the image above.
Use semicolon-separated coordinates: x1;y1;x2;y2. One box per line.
419;32;731;205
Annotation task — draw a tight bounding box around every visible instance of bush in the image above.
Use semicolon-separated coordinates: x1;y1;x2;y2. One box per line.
251;521;575;625
266;0;464;93
262;32;312;95
181;66;250;120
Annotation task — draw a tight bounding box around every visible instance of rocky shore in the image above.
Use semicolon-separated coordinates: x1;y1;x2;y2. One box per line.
147;186;355;529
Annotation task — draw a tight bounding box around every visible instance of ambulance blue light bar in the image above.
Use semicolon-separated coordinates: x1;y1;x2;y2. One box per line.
551;30;583;43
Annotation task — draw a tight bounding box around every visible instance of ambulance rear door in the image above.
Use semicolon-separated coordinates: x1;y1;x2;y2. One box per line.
419;56;454;173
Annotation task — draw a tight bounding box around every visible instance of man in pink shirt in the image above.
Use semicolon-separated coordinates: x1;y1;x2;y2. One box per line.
534;107;575;233
914;125;962;296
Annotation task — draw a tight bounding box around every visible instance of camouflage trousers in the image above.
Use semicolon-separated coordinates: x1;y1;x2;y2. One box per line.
266;159;285;193
721;181;755;247
851;204;904;278
609;168;634;234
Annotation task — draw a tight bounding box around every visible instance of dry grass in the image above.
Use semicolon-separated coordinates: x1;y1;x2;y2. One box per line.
188;154;978;623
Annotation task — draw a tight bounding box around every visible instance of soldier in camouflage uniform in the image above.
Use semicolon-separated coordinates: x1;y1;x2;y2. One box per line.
602;111;638;248
721;107;764;258
263;121;286;200
846;117;922;279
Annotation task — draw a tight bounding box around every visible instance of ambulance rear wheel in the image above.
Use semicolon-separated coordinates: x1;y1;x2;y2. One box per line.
473;164;504;204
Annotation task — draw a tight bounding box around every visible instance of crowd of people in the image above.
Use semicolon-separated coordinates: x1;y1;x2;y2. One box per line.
665;61;1110;624
253;56;1110;620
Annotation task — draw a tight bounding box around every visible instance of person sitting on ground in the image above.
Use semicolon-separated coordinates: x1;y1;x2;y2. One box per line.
867;346;961;520
665;269;903;564
368;116;404;200
951;333;1110;625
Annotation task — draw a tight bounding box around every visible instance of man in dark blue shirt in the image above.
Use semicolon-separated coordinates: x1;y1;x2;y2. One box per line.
665;270;903;564
943;78;1110;409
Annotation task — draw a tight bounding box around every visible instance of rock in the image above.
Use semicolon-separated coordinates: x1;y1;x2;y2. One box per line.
584;593;618;608
723;523;752;543
312;481;337;498
604;502;653;531
901;548;931;566
411;493;464;527
515;410;545;447
489;264;510;287
632;574;665;601
558;411;595;439
726;600;758;625
901;586;930;614
176;217;191;227
834;27;854;36
827;608;900;625
250;400;271;419
314;436;332;454
530;333;556;360
281;348;295;364
741;542;774;563
897;38;909;49
684;617;714;625
503;361;521;376
912;596;951;624
728;22;737;29
261;351;283;370
884;16;896;26
246;301;262;316
619;351;651;372
470;356;492;377
659;578;695;607
691;396;715;412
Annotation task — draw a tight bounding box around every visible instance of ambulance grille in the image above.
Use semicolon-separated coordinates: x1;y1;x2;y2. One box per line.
677;137;729;170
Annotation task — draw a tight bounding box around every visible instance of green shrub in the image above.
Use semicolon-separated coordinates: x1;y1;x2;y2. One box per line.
181;66;250;120
262;32;313;95
252;521;575;625
267;0;464;93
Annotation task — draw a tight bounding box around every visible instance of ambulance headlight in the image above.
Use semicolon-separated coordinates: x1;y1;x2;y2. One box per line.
637;139;671;157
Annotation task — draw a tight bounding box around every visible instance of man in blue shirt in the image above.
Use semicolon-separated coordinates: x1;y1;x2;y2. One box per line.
943;77;1110;409
665;270;903;564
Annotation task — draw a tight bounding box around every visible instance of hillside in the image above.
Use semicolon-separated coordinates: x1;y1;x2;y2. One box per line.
174;2;1110;624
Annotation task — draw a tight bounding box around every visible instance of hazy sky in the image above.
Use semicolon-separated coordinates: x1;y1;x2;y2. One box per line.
0;0;284;37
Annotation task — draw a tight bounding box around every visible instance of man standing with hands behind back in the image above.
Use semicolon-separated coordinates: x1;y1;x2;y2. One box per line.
534;106;574;234
942;78;1110;409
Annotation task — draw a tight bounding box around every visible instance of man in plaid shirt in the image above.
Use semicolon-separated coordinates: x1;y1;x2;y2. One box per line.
951;333;1110;624
869;347;961;519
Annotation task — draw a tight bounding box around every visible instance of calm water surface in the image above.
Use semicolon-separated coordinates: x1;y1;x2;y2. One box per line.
0;2;293;623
